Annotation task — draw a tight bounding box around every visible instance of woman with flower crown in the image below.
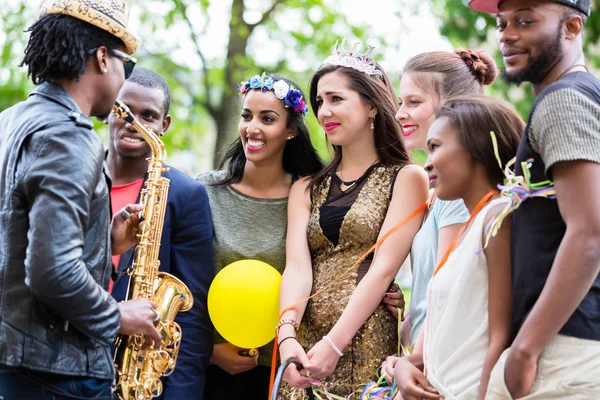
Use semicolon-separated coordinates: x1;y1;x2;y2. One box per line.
277;42;429;398
197;73;323;400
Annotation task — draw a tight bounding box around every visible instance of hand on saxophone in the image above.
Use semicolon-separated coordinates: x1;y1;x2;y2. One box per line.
118;298;163;347
111;203;143;255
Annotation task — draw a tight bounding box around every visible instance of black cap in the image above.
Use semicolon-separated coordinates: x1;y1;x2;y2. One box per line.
469;0;591;16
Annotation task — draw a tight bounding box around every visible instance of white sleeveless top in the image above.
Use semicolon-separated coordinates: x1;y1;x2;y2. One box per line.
423;197;508;399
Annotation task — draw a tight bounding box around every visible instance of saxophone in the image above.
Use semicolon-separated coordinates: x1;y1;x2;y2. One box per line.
112;101;194;400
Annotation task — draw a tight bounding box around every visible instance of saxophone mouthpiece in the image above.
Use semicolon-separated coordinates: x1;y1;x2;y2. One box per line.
113;100;135;123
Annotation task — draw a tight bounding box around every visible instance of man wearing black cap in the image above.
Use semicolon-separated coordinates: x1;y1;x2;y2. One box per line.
0;0;163;398
468;1;600;399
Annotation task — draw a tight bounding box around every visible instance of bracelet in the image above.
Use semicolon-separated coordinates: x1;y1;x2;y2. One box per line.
322;335;343;357
278;336;297;347
276;318;299;333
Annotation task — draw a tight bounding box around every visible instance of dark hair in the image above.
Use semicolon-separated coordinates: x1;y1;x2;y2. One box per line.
308;63;411;188
21;14;125;85
404;50;498;105
436;96;524;186
127;67;171;117
215;74;324;185
561;6;588;25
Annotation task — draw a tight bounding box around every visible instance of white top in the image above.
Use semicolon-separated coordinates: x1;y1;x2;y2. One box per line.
423;197;508;399
409;198;469;344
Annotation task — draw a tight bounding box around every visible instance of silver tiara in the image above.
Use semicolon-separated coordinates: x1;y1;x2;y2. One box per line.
322;39;383;79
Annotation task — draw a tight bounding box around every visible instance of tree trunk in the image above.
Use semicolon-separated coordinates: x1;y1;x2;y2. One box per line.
212;0;251;168
213;95;242;168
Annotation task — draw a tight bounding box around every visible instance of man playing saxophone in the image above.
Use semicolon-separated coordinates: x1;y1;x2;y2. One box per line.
0;1;161;399
107;67;215;400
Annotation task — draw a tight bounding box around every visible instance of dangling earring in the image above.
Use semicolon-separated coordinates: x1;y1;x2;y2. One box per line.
370;117;375;130
287;135;295;140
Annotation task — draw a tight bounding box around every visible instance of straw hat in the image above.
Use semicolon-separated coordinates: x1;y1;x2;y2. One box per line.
40;0;140;54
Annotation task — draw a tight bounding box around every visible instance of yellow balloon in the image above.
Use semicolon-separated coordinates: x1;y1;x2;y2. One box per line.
208;260;281;349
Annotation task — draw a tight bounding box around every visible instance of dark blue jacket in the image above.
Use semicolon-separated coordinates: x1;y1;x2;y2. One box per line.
111;166;214;399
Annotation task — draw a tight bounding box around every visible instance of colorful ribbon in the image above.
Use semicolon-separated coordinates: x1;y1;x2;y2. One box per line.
481;131;556;250
310;369;398;400
309;308;405;400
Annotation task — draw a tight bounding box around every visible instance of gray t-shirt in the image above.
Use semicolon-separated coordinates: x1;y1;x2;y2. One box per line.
197;170;288;367
529;87;600;173
409;198;469;345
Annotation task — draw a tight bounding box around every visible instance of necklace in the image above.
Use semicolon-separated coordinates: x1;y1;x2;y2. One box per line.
336;159;378;192
338;170;357;192
556;64;588;82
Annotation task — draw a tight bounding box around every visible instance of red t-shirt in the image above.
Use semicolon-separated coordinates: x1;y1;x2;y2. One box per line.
109;178;144;292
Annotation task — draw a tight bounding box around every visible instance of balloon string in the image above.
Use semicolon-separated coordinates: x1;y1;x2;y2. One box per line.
268;200;428;399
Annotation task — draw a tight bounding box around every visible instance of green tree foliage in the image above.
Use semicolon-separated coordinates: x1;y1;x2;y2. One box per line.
431;0;600;118
138;0;371;168
0;0;374;171
0;2;34;112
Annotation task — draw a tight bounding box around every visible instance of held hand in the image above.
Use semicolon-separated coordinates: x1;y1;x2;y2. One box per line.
381;355;401;384
383;283;405;320
210;343;258;375
305;339;341;380
504;348;538;399
111;203;143;255
279;338;313;389
118;299;162;346
394;357;443;400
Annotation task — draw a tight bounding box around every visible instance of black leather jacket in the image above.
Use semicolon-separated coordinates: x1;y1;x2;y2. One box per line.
0;82;121;379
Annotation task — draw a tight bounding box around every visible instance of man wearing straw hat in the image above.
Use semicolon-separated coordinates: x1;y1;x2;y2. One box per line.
0;1;162;398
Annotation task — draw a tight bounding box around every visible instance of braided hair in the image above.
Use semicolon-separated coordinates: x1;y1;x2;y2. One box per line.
21;14;125;85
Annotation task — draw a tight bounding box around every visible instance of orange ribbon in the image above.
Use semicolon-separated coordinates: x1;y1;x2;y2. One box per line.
433;189;499;276
423;189;499;379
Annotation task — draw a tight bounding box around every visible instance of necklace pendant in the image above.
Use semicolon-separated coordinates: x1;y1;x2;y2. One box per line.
340;181;356;192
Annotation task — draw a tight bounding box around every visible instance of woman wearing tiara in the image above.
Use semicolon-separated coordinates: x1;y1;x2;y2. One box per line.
277;42;428;398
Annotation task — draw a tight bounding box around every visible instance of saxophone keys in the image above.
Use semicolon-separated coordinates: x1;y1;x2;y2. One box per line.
151;349;170;374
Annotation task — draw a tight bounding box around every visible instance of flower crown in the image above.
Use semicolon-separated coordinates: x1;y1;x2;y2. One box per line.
238;73;309;116
322;39;383;80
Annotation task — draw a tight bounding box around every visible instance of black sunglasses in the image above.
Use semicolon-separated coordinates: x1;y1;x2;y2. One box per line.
88;48;137;79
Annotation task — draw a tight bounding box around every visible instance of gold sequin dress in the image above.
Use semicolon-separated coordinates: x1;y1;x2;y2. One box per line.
280;163;400;399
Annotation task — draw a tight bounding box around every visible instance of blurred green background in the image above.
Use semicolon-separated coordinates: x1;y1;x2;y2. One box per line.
1;0;598;173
